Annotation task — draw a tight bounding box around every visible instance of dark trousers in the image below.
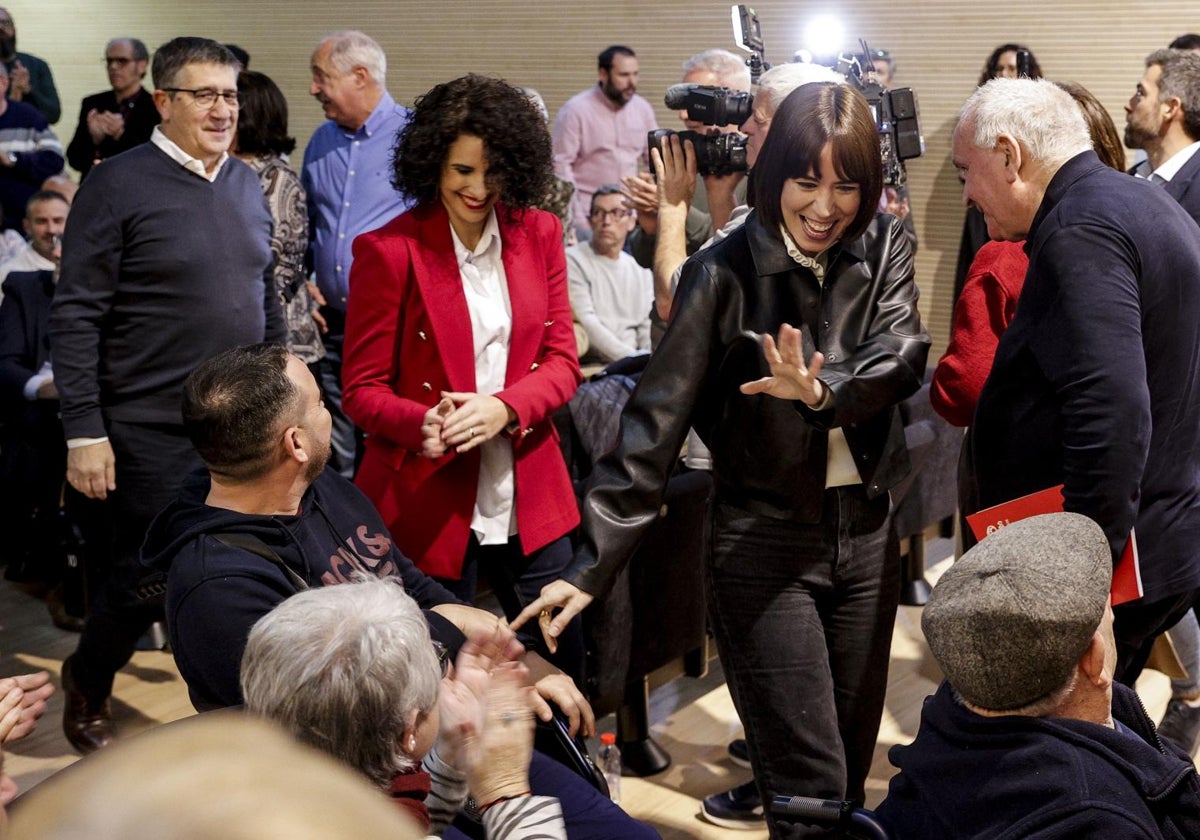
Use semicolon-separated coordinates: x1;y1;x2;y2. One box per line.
315;307;360;480
435;534;585;685
706;488;899;840
1114;586;1200;686
69;420;200;703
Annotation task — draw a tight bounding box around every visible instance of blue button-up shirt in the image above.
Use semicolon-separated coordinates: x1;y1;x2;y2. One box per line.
302;92;413;309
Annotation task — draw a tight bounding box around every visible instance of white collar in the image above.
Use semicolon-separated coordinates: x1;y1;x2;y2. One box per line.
450;209;502;265
151;125;228;182
1151;140;1200;183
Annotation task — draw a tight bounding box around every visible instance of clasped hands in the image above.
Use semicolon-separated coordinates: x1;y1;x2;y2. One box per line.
432;605;594;751
86;108;126;145
420;392;514;458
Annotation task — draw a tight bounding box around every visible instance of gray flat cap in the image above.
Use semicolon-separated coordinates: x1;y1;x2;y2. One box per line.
922;512;1111;711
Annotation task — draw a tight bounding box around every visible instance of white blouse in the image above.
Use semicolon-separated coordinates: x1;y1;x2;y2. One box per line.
450;211;518;544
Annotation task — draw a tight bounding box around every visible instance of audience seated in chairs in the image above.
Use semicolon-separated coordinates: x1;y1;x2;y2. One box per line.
241;576;567;839
4;712;423;839
146;344;653;840
0;196;91;630
877;513;1200;838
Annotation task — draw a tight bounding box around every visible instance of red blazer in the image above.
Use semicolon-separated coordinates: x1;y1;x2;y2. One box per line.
343;201;582;579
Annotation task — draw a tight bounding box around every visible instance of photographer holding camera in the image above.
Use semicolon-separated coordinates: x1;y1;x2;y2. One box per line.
623;49;750;278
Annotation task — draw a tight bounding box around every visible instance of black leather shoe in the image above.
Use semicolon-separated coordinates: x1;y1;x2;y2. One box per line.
61;656;114;754
47;586;85;633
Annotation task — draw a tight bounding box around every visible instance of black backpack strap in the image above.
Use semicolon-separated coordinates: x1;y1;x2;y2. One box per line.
211;533;310;592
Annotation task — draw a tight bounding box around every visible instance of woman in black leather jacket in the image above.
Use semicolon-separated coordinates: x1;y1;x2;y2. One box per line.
518;82;930;838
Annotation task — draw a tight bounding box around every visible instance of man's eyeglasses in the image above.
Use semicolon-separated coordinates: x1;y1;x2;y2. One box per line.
162;87;240;109
590;208;633;222
105;57;135;67
432;640;450;678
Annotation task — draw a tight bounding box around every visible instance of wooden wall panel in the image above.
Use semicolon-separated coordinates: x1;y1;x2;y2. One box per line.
8;0;1198;354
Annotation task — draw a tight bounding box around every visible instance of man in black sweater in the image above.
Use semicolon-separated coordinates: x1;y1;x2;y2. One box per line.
48;36;283;754
65;38;159;181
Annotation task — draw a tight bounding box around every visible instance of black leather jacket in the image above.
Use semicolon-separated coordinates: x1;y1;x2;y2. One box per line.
567;210;931;597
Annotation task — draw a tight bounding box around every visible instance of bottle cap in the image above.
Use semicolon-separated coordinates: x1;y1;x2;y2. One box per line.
600;732;617;745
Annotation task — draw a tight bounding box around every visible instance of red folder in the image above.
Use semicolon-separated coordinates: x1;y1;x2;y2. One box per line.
964;485;1143;606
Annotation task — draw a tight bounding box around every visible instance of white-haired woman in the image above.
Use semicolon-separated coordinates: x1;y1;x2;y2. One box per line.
241;579;565;839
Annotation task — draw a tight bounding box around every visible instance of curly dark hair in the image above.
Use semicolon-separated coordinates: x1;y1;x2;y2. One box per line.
978;44;1042;87
392;74;552;209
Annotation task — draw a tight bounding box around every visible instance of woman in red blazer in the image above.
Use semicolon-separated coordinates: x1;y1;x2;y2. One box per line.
342;75;583;675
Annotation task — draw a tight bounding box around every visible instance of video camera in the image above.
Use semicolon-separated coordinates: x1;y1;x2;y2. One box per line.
647;4;765;177
831;42;923;186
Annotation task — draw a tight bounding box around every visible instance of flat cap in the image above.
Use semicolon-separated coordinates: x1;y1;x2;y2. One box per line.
922;512;1111;711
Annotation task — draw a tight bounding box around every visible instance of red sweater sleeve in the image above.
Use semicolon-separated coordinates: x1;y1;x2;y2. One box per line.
930;241;1028;426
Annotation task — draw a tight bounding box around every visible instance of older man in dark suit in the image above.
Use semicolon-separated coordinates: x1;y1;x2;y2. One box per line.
953;77;1200;687
1124;48;1200;222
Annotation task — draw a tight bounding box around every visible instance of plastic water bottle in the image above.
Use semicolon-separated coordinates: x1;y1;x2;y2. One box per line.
599;732;622;804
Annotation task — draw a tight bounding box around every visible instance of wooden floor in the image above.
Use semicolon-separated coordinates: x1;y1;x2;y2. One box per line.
0;537;1181;839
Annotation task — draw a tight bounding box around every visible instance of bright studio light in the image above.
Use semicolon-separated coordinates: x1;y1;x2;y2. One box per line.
803;15;845;58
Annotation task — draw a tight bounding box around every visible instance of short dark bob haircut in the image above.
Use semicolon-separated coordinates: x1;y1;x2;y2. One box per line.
392;74;552;210
978;43;1042;88
236;70;296;156
751;82;881;244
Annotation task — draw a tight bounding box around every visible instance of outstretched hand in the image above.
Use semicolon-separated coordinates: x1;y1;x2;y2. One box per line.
740;323;827;407
510;580;594;652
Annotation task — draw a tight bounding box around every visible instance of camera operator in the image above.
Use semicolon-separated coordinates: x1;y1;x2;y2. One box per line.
623;49;749;284
868;48;918;256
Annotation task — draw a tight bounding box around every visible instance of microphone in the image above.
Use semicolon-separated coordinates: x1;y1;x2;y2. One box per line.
663;83;698;109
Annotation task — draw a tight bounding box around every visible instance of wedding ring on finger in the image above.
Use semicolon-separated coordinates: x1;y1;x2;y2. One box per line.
469;427;478;438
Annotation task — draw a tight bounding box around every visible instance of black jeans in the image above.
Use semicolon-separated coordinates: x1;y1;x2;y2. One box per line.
69;420;200;703
706;487;899;839
435;534;585;685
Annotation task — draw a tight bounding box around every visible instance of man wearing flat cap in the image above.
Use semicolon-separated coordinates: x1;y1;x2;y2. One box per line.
877;513;1200;838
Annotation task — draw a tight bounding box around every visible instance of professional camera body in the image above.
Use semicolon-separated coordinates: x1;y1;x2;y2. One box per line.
648;127;748;177
649;84;753;176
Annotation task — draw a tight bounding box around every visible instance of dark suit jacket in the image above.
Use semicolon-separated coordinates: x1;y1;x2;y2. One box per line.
1165;148;1200;227
973;151;1200;602
341;202;582;579
65;87;158;180
0;268;53;408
